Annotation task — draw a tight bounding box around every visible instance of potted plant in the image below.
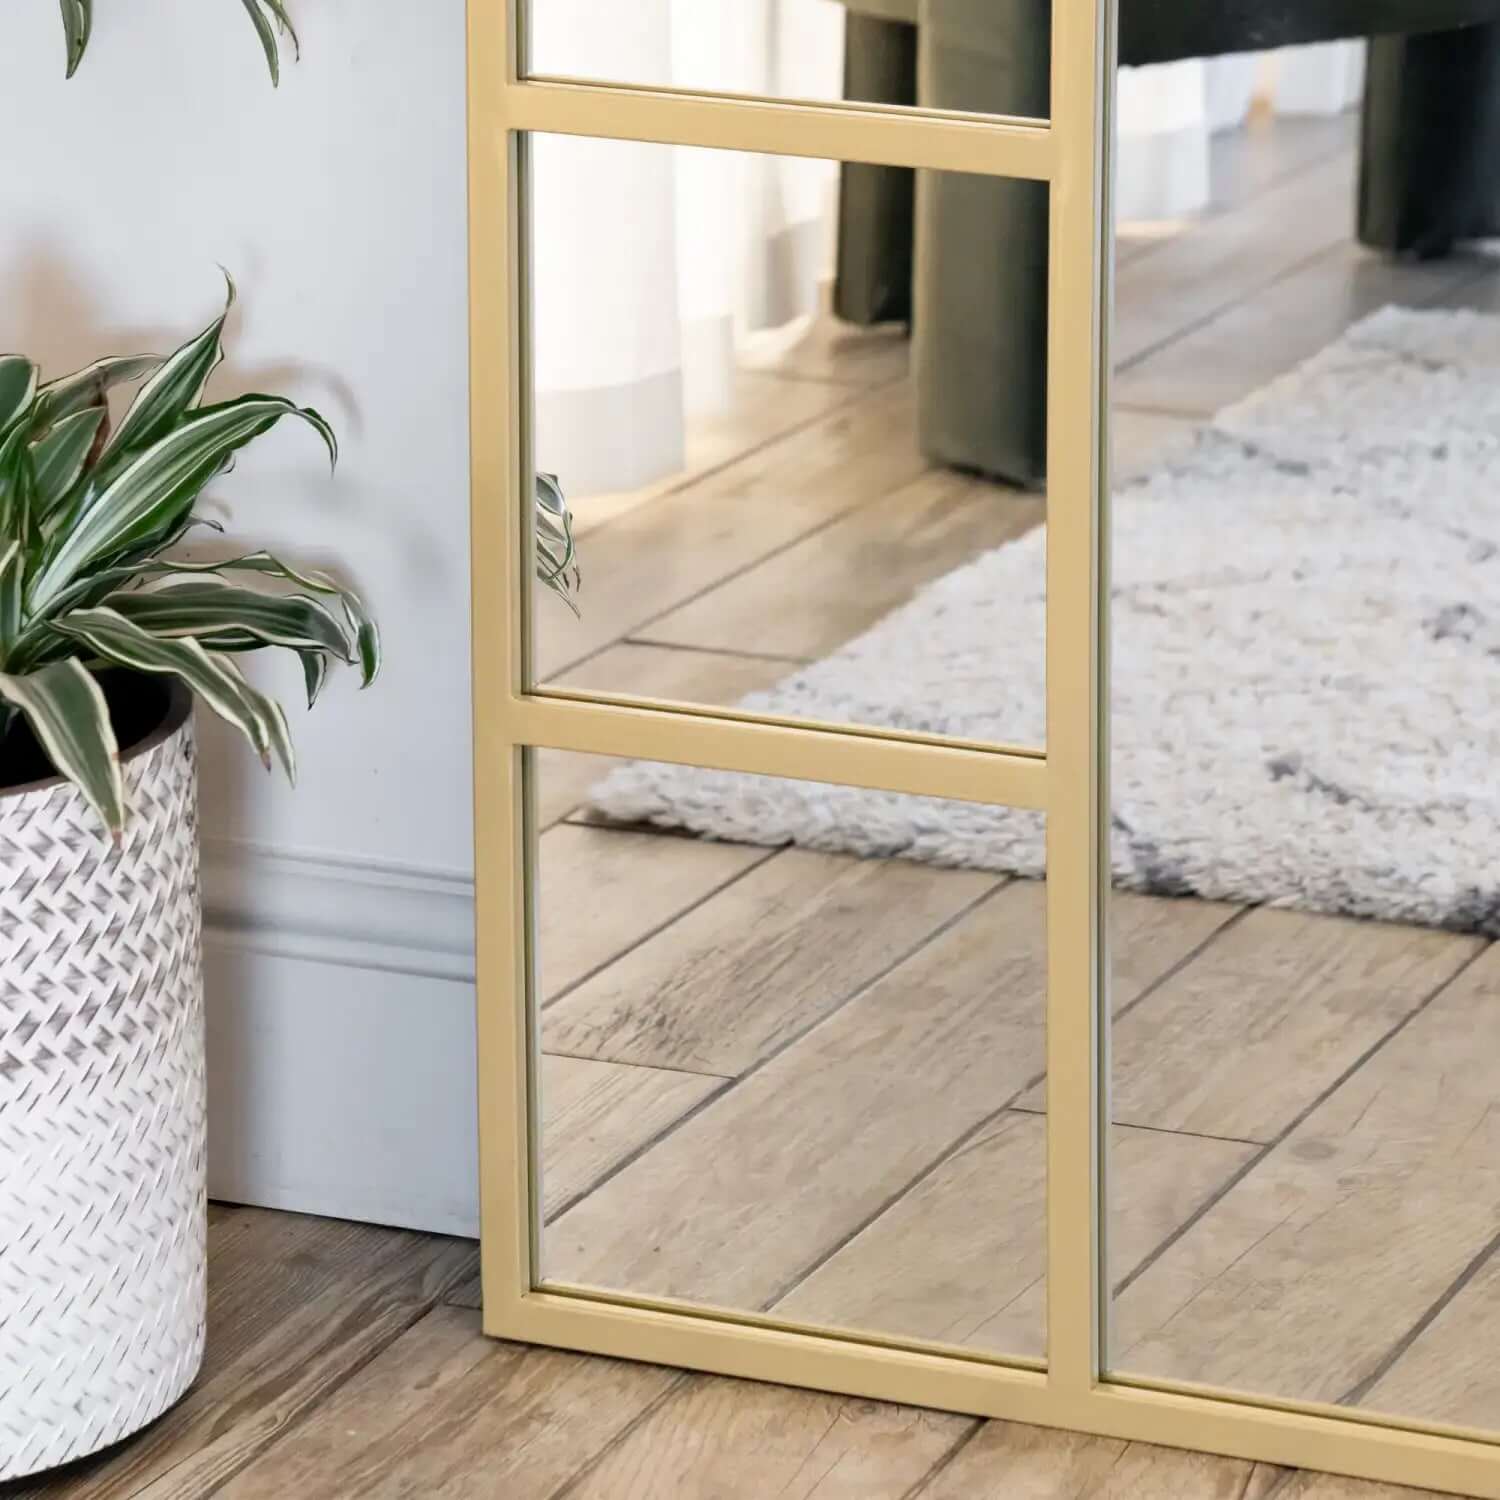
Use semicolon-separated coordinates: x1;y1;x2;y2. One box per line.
0;283;577;1478
0;284;377;1477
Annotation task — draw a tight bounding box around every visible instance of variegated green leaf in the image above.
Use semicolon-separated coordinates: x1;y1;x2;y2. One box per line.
101;279;234;466
29;395;337;614
0;541;22;662
0;423;36;566
59;0;91;76
104;580;355;660
30;408;105;517
61;0;290;81
299;647;330;709
0;658;123;835
241;0;299;85
31;354;161;431
143;550;377;686
51;606;296;783
0;358;38;436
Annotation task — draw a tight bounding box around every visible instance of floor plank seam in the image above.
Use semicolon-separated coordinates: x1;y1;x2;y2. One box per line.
539;1070;742;1227
565;377;880;545
899;1420;984;1499
1340;1221;1500;1408
196;1274;474;1500
757;1090;1045;1316
545;880;1016;1237
1118;239;1344;377
538;845;785;1013
1005;1103;1264;1148
622;637;812;666
1109;904;1256;1030
1117;133;1354;277
1112;939;1494;1304
547;455;936;683
544;1369;695;1500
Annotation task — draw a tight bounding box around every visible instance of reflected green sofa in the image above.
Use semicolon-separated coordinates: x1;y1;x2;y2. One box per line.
834;0;1500;484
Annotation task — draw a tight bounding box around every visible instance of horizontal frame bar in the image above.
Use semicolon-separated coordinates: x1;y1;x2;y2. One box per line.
513;691;1048;810
505;78;1054;180
489;1287;1500;1498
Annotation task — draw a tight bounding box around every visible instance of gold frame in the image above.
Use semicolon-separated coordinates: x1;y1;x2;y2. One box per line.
467;3;1500;1493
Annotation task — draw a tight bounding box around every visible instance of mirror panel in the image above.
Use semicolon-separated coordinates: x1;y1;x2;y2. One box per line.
526;133;1049;754
1104;47;1500;1435
523;0;1050;125
532;749;1049;1360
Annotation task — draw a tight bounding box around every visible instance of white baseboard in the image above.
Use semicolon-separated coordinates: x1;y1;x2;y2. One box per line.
200;841;482;1236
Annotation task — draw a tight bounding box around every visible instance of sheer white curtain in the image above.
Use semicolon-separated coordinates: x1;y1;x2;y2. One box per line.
528;4;1367;495
1117;43;1366;222
529;0;843;496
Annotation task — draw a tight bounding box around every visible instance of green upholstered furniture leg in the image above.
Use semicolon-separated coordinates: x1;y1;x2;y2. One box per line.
1359;22;1500;254
915;0;1051;485
832;0;1500;484
834;12;918;325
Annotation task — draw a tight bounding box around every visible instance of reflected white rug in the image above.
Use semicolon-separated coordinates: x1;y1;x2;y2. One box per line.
590;307;1500;933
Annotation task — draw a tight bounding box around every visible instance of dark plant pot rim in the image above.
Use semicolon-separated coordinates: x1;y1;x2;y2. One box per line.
0;674;193;803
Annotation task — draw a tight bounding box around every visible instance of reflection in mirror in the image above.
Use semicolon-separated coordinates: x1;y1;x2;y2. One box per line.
531;751;1050;1359
524;0;1049;123
527;135;1148;751
1104;31;1500;1436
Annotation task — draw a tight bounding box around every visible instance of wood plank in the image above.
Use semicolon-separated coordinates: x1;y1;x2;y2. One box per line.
210;1306;679;1500
738;307;910;389
21;1212;475;1499
542;849;998;1076
916;1422;1266;1499
642;407;1189;667
1063;908;1481;1141
1114;151;1355;371
569;369;857;535
774;1113;1255;1357
539;823;768;1000
1274;1475;1450;1500
1429;262;1500;312
545;879;1042;1309
1113;943;1500;1408
1358;1247;1500;1432
1116;240;1491;417
541;1054;723;1220
1109;891;1239;1007
544;883;1248;1317
643;467;1042;662
562;1371;971;1499
537;644;792;828
534;381;928;680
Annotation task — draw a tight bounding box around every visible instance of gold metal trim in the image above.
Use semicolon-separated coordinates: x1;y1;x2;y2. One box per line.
514;692;1048;809
505;78;1054;179
465;0;1500;1492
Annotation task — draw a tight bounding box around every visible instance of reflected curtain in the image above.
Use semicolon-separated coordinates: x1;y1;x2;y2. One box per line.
1118;44;1365;222
529;0;846;496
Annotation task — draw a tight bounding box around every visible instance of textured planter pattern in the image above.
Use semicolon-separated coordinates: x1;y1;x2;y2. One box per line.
0;713;205;1480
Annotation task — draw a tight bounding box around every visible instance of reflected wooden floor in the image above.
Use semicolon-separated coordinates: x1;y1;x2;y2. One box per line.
531;103;1500;1436
26;113;1498;1497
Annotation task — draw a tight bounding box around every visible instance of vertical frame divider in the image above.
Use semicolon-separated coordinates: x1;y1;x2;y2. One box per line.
1044;0;1114;1396
469;0;538;1332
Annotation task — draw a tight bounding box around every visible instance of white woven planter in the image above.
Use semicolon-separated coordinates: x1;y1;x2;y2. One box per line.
0;682;206;1480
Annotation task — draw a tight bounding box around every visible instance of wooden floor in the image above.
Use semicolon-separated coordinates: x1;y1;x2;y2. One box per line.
22;112;1500;1497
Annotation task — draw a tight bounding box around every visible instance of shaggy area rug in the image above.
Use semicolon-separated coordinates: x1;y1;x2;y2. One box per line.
589;307;1500;932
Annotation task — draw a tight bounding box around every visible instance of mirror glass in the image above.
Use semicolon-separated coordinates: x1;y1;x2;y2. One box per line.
1104;38;1500;1435
533;750;1049;1361
523;0;1050;124
526;134;1052;754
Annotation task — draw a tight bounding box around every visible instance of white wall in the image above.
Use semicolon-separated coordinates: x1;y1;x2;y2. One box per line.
0;0;482;1233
